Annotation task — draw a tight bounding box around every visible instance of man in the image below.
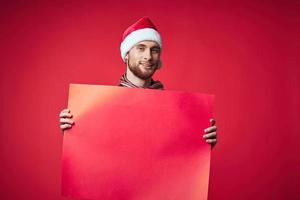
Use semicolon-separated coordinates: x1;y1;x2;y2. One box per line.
59;17;217;147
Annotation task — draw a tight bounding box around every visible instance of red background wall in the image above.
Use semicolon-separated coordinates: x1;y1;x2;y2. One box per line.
0;1;299;200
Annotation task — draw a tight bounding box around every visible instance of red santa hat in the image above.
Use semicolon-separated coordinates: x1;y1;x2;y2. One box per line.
120;17;162;61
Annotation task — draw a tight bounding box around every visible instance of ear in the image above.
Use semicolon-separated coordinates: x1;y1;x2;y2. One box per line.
124;54;128;63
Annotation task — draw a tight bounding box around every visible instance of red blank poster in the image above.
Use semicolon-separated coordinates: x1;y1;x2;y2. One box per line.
62;84;214;200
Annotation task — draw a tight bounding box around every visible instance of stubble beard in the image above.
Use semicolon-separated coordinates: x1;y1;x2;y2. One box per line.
127;59;157;80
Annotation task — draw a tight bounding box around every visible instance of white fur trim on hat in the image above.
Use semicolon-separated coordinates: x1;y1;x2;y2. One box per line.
120;28;162;61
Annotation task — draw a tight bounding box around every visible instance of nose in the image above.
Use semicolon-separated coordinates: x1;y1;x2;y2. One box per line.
143;48;152;61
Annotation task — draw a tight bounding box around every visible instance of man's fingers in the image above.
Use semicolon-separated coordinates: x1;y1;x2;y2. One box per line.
61;109;70;113
59;109;71;116
204;125;217;133
59;112;73;118
210;118;216;126
203;132;216;139
59;109;73;132
60;118;74;125
60;124;72;130
206;119;217;148
205;138;217;144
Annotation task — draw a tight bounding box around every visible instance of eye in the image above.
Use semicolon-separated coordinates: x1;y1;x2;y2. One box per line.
151;48;160;53
137;46;145;51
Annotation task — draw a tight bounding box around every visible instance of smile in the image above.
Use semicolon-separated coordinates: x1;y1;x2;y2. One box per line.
140;62;153;68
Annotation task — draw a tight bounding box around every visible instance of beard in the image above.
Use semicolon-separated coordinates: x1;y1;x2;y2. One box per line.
127;60;158;80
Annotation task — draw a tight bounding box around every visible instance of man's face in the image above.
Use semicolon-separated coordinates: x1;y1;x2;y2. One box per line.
126;40;161;80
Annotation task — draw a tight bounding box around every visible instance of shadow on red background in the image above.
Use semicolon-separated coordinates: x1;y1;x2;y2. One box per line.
0;1;299;200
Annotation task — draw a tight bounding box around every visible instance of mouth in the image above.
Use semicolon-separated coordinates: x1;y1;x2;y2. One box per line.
140;62;154;68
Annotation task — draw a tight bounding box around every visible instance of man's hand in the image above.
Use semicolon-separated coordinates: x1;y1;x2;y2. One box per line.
59;109;74;132
203;119;217;148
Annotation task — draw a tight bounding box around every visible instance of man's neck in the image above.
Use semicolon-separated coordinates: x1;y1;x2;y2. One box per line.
126;68;152;88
